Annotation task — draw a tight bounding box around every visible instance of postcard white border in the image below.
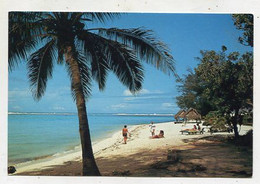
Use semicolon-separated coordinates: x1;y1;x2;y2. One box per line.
1;0;259;184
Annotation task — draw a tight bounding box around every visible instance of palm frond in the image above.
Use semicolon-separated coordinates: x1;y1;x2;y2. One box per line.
56;38;65;64
70;13;85;24
89;27;178;78
82;13;120;23
90;52;109;91
108;43;144;93
78;31;144;93
9;12;44;71
76;34;109;91
65;51;92;101
27;40;56;100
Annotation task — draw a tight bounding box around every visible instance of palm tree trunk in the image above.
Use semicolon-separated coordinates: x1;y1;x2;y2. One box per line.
65;46;101;176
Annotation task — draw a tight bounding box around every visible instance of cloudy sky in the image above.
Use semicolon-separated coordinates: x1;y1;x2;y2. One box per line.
8;13;252;113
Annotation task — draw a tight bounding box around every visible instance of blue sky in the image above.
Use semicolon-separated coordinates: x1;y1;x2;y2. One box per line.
8;13;253;114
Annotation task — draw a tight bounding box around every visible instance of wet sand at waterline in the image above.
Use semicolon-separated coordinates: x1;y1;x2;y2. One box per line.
13;122;252;177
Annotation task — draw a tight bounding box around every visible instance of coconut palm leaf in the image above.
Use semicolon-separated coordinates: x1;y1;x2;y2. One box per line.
108;43;144;93
89;27;178;78
9;12;44;70
77;33;109;91
82;13;120;23
89;49;109;91
27;40;56;100
78;31;144;93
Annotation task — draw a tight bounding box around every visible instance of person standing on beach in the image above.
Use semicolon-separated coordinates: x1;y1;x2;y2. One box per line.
149;122;156;136
122;125;129;144
197;123;201;131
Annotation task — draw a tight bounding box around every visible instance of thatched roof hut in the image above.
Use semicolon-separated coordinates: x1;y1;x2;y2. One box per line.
174;109;186;120
174;108;202;122
183;108;201;121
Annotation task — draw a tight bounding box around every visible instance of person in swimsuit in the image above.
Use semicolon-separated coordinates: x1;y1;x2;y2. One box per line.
122;125;129;144
152;130;164;139
197;123;201;131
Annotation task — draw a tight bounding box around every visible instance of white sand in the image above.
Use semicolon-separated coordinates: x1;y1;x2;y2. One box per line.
14;122;252;174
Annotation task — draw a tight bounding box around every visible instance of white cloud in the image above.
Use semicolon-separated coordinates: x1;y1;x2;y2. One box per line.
53;106;65;110
124;95;161;101
110;103;128;110
123;90;133;96
140;89;150;94
123;89;163;96
13;106;22;110
9;90;30;98
161;103;176;108
124;97;135;101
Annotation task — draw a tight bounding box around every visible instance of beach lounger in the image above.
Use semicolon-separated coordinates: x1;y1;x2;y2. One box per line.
180;129;199;135
187;130;199;134
180;130;189;134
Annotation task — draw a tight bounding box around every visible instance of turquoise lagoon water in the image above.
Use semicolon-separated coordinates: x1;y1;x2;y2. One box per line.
8;113;174;165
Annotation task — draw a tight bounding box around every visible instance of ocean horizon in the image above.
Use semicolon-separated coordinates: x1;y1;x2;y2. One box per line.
8;112;175;166
8;112;175;116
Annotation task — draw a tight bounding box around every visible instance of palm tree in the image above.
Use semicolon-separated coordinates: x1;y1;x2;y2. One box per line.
9;12;177;176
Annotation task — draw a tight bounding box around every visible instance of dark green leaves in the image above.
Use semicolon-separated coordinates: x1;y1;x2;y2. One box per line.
78;31;144;93
232;14;253;47
77;32;110;91
108;42;144;93
27;40;55;100
9;12;43;71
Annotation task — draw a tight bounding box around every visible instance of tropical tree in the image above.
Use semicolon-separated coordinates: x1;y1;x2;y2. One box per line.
232;14;253;47
176;69;216;116
176;47;253;139
9;12;176;175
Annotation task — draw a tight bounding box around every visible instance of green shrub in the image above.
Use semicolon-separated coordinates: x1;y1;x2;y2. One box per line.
203;111;228;131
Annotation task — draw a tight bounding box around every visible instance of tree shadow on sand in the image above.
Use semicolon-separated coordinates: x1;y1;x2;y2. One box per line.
98;135;252;177
17;135;252;177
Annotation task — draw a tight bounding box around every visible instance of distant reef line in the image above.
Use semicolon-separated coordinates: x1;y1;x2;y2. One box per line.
8;112;175;117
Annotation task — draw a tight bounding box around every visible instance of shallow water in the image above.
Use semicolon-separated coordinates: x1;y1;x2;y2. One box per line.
8;113;174;165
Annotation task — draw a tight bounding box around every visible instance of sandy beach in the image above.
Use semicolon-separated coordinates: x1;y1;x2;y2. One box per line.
13;122;252;176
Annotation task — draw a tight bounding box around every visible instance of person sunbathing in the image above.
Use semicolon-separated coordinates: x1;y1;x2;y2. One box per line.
152;130;164;138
